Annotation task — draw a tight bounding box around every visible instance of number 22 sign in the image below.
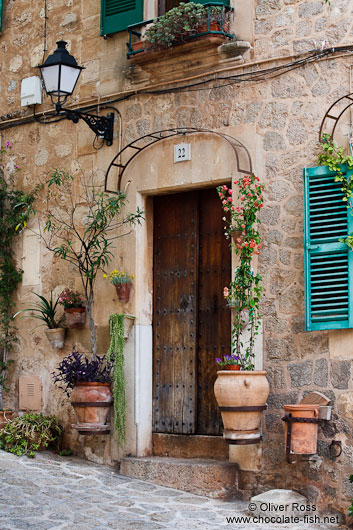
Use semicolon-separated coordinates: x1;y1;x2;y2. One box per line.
174;143;191;163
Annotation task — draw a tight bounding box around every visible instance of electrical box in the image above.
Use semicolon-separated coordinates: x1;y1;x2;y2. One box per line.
19;375;42;411
21;76;42;107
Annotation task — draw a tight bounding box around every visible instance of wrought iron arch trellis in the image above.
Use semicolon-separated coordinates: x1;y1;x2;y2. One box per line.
319;92;353;142
104;127;253;193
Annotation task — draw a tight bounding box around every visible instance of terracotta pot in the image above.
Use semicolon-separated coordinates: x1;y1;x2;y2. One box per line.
70;382;112;429
283;404;319;455
214;370;269;444
131;40;151;53
64;307;86;329
199;21;221;32
224;364;241;371
45;328;66;349
0;410;15;430
115;282;132;303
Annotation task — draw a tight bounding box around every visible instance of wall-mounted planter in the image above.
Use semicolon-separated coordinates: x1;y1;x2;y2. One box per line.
45;328;66;349
115;282;132;303
0;410;15;430
214;370;269;444
282;404;319;461
71;382;112;435
64;307;86;329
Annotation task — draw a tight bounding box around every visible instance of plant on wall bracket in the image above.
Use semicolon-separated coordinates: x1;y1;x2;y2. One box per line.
0;143;37;410
217;174;264;370
106;313;126;446
318;134;353;248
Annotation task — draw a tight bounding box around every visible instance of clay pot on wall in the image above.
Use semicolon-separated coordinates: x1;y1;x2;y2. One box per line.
45;328;66;349
115;282;132;303
70;382;112;434
64;307;86;329
214;370;269;444
0;410;16;430
283;404;319;455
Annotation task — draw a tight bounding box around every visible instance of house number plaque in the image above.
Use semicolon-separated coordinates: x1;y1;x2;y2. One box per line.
174;143;191;163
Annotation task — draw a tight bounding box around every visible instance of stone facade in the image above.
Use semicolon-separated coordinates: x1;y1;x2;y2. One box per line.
1;0;353;522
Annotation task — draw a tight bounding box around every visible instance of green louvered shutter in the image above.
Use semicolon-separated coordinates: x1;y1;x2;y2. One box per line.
304;165;353;331
100;0;143;36
0;0;3;32
194;0;230;6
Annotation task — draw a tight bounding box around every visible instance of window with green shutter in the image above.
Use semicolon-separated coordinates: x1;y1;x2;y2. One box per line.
101;0;143;36
304;165;353;331
0;0;3;33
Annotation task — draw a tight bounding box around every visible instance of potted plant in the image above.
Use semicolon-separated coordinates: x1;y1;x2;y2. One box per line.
35;169;143;359
52;350;112;433
59;288;86;329
15;292;66;349
0;412;62;457
144;2;230;52
104;270;134;303
213;175;269;445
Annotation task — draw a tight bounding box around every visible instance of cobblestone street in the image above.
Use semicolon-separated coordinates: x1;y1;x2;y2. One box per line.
0;450;339;530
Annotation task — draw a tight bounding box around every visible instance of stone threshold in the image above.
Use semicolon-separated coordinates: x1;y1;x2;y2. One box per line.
152;433;229;460
120;456;239;499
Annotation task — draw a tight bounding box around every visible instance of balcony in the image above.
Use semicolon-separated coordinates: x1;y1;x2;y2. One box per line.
126;3;234;59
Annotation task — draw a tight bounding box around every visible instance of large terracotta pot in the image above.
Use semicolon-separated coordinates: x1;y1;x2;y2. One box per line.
45;328;66;349
70;382;112;433
64;307;86;329
0;410;15;430
214;370;269;444
115;282;132;303
283;404;319;455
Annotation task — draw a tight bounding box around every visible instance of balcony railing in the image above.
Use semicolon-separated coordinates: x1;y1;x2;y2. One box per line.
127;3;234;58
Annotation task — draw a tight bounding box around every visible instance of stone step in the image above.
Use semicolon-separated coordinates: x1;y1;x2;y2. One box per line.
119;456;239;499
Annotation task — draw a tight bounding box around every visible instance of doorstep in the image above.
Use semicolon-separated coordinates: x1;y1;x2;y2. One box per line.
153;433;229;460
119;456;239;499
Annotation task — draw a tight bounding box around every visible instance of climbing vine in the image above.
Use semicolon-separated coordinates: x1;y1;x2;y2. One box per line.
0;143;36;409
317;134;353;249
106;314;126;446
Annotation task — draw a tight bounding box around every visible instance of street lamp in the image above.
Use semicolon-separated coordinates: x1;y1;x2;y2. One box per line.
38;41;114;146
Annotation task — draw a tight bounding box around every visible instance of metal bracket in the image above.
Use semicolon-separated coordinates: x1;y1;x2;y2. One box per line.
64;109;114;146
282;413;320;464
219;405;267;412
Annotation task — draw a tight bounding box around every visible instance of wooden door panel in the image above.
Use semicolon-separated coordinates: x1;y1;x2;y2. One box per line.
153;187;230;436
197;188;231;434
153;193;198;434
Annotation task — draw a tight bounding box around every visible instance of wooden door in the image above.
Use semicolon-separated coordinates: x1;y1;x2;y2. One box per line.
153;187;230;435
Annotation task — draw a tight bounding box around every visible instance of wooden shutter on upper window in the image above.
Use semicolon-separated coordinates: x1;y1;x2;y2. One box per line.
303;165;353;331
194;0;230;6
0;0;3;32
100;0;143;36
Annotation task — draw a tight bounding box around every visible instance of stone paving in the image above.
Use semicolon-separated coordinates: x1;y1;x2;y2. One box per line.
0;450;341;530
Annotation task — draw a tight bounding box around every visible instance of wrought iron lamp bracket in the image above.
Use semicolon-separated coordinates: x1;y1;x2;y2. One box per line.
63;108;114;146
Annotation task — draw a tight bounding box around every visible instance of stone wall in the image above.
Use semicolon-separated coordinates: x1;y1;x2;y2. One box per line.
0;0;353;520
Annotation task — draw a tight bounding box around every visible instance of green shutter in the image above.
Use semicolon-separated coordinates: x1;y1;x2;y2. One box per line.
304;165;353;331
0;0;3;33
194;0;230;6
100;0;143;36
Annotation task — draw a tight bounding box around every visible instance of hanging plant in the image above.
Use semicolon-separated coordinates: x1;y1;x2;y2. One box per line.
317;134;353;249
106;313;126;446
217;174;265;370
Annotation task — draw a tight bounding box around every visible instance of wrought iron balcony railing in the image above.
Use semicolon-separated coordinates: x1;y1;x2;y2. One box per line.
127;3;234;58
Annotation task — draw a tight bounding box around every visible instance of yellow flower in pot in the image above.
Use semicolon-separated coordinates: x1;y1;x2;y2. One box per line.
104;270;134;303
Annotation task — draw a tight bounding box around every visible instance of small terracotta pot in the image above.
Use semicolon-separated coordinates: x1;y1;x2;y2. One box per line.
71;382;112;428
115;282;132;303
65;307;86;329
45;328;66;349
224;364;241;371
0;410;15;430
199;21;221;32
283;404;319;455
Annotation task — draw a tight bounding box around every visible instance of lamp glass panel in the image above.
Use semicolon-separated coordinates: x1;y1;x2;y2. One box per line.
41;65;60;94
60;65;81;95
